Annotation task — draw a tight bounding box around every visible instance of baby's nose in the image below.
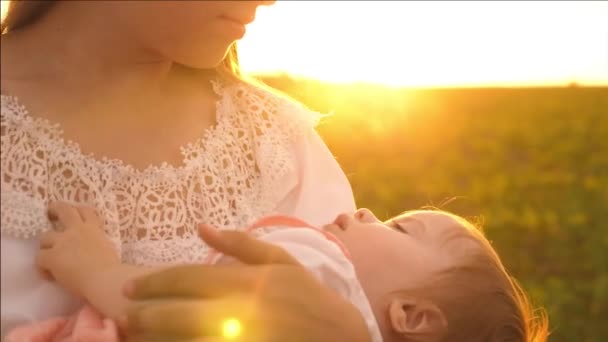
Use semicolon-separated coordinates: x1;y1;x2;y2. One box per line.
354;208;375;223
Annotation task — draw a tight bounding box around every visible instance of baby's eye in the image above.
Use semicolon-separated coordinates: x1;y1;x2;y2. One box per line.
392;222;409;234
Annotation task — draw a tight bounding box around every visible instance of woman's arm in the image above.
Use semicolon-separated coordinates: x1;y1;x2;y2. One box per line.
124;226;373;342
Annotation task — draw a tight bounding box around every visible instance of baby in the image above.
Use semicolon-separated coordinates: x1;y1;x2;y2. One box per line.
7;202;548;342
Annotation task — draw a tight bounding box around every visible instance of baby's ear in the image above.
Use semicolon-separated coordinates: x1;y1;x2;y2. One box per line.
388;296;447;341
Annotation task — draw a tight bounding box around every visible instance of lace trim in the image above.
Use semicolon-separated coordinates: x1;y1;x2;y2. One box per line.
1;79;321;265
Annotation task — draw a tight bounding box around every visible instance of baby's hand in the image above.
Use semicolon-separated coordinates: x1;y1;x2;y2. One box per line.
36;201;120;298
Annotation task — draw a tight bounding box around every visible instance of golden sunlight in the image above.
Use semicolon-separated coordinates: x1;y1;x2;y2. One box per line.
240;1;608;87
2;1;605;87
1;0;8;22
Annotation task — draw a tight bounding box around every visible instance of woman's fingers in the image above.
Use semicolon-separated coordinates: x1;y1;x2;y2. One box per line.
197;224;227;253
125;265;260;300
198;224;300;266
124;262;371;342
125;336;218;342
124;336;199;342
127;297;258;339
48;201;83;227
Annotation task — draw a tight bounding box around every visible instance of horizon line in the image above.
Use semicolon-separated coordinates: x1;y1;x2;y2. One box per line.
248;72;608;89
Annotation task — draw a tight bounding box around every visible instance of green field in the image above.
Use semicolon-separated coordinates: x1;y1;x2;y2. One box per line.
261;75;608;342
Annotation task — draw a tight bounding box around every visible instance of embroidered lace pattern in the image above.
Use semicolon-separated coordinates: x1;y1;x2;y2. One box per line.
1;80;320;265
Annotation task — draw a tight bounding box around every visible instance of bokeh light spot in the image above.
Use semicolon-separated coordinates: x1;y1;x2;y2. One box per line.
222;318;241;339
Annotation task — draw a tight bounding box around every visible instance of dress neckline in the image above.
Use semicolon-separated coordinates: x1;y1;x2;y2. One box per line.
0;79;232;176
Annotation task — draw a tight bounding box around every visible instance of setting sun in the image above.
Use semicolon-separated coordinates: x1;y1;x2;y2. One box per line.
239;1;608;87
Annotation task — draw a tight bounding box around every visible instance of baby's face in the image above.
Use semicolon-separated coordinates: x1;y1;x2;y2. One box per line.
324;209;477;310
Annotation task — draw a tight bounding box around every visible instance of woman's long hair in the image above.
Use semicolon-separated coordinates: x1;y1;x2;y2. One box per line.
1;0;242;77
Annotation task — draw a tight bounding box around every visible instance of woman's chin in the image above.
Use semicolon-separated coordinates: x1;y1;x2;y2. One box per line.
178;60;223;71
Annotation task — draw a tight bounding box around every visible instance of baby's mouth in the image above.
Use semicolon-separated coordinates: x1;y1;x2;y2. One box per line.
323;222;345;233
332;214;351;231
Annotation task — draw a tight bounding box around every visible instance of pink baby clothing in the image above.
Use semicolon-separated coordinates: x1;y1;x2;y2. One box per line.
5;305;119;342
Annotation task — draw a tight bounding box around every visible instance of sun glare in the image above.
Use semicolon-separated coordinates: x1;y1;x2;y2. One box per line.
222;318;242;339
239;1;608;87
1;1;606;87
1;0;8;22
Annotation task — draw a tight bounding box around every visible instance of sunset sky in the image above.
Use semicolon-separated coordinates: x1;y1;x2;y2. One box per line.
2;1;607;87
239;1;608;87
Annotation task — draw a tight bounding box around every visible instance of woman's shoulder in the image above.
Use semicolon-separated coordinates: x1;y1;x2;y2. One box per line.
1;93;60;156
229;78;324;133
1;93;31;122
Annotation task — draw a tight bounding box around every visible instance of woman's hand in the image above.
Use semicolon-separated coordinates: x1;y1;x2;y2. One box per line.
123;225;372;342
36;201;121;297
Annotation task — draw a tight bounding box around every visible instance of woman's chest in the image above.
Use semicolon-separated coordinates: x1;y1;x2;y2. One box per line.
1;87;302;264
1;143;269;265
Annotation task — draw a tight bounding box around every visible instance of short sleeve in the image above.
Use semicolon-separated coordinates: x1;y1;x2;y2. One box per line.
273;129;356;227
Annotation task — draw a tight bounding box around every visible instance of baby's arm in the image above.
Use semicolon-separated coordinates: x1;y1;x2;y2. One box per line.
36;202;165;322
80;263;165;322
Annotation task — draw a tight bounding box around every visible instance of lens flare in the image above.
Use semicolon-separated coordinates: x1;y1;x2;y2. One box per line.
222;318;242;339
1;1;9;22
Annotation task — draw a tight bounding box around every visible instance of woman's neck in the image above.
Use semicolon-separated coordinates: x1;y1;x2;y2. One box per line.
1;1;187;99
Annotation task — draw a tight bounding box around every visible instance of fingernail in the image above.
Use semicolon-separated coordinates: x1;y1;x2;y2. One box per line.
199;224;220;238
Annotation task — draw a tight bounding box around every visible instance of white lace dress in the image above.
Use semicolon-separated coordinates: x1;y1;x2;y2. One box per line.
0;79;356;337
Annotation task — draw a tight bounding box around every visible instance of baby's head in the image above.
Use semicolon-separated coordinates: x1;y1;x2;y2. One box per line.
324;209;548;342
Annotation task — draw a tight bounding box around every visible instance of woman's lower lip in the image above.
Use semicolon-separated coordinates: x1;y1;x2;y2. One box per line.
220;18;246;38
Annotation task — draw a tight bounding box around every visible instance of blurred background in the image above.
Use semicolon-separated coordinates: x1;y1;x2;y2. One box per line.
239;1;608;340
3;1;607;340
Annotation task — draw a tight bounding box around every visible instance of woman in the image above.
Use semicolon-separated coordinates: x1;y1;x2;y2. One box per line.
1;1;370;341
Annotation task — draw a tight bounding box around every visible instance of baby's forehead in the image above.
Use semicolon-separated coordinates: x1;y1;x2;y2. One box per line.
391;211;483;255
391;211;463;231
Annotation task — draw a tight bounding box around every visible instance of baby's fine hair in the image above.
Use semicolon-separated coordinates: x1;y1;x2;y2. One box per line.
398;210;549;342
